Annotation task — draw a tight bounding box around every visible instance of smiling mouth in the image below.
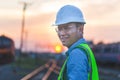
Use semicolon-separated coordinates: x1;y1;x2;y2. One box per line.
59;35;69;42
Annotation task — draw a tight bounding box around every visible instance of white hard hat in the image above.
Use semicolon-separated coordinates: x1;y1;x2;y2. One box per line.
54;5;86;26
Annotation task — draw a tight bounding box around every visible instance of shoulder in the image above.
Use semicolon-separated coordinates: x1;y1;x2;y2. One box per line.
69;48;87;59
67;48;88;65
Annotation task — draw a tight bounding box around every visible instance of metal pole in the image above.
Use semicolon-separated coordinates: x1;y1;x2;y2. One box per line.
18;2;28;65
20;2;27;54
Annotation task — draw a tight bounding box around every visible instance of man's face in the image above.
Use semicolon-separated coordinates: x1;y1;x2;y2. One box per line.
56;23;83;47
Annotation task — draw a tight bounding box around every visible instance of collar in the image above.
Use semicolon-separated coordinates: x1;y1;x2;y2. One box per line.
66;38;87;56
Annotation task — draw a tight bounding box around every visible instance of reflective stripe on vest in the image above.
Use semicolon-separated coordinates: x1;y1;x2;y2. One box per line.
58;43;99;80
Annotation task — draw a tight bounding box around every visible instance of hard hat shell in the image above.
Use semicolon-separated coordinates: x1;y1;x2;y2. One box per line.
54;5;86;26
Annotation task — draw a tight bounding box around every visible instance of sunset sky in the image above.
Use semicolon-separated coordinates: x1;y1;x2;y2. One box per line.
0;0;120;52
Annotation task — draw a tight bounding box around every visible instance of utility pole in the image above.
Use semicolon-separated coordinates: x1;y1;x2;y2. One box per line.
20;2;29;54
18;1;32;65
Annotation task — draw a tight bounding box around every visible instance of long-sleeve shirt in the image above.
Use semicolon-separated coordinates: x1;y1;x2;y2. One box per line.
66;38;90;80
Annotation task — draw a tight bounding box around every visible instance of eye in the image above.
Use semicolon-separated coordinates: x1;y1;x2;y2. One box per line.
58;27;62;31
64;27;68;30
64;26;71;30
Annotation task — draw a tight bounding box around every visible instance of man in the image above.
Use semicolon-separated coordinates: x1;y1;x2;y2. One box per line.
53;5;99;80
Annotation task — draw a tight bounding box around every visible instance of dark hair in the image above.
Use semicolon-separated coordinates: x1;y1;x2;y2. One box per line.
73;22;84;27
